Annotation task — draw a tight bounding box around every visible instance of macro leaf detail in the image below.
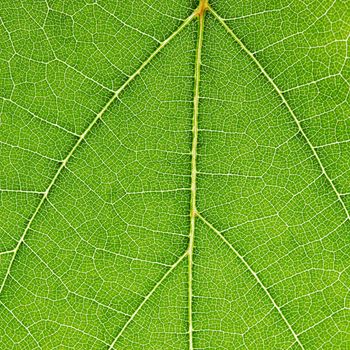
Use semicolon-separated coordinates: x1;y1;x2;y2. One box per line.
0;0;349;349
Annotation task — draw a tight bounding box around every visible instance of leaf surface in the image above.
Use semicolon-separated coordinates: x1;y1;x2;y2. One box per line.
0;0;349;349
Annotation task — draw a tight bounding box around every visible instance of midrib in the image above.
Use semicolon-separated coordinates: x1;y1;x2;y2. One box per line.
188;1;207;349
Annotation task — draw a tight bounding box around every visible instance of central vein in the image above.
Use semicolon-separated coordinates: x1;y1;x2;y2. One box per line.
188;1;207;349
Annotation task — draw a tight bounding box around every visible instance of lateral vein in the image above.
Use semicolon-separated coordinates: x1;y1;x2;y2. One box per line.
107;252;187;349
208;6;350;222
197;212;305;349
0;11;196;296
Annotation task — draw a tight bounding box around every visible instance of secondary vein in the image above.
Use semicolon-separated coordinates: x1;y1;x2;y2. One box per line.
197;212;305;350
208;5;350;223
0;11;196;297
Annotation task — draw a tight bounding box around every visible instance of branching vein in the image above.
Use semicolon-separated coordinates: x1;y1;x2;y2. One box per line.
197;212;305;349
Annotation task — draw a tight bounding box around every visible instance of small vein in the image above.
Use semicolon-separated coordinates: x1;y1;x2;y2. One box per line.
221;4;291;21
297;308;349;336
54;57;115;92
0;140;62;163
95;2;162;43
314;139;350;149
28;319;110;346
0;189;45;194
1;97;79;137
0;250;15;256
197;212;305;349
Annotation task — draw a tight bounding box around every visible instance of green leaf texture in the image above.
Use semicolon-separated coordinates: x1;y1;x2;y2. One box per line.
1;0;349;348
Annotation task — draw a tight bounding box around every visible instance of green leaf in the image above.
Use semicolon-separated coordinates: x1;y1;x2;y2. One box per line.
1;0;349;348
